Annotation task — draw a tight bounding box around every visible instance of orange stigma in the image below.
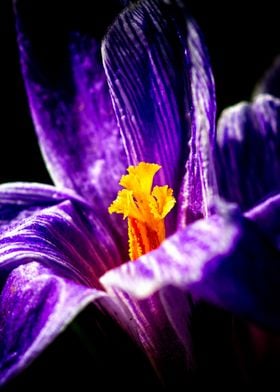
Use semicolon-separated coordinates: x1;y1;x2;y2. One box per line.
108;162;176;260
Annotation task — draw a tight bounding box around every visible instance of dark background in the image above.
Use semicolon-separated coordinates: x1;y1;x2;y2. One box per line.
0;0;279;184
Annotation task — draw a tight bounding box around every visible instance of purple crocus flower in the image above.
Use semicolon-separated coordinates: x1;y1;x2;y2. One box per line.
1;0;280;388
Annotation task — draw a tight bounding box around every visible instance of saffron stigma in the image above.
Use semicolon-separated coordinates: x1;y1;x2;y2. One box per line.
109;162;176;260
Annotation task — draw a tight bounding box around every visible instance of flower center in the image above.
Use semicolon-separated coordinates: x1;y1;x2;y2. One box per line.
108;162;176;260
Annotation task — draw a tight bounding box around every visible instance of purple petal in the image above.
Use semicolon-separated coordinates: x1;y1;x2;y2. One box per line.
254;56;280;98
0;198;123;286
108;287;193;387
102;0;216;229
101;208;280;335
215;94;280;210
0;182;127;260
15;0;128;235
0;261;103;386
245;193;280;251
0;182;85;232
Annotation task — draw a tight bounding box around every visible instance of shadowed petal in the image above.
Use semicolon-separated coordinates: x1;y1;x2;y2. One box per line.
106;286;194;388
0;261;104;386
254;56;280;98
1;271;163;390
102;0;216;229
0;199;123;286
101;212;280;378
215;94;280;210
15;0;128;236
245;193;280;251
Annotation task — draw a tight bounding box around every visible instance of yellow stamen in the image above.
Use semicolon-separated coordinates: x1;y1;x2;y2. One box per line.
108;162;176;260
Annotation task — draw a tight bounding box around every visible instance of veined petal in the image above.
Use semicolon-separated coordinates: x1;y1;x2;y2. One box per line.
0;182;81;205
0;182;86;232
0;182;126;261
106;287;193;388
15;0;128;236
215;94;280;210
0;261;103;386
0;198;123;286
101;208;280;382
102;0;216;229
1;267;162;389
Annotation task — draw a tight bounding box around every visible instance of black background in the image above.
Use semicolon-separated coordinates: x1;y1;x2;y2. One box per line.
0;0;279;185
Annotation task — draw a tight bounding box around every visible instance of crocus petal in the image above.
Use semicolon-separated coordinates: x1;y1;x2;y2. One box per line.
215;94;280;210
0;261;104;386
102;0;216;228
0;182;127;260
0;198;123;286
15;0;128;234
1;269;162;390
254;56;280;98
245;193;280;251
101;211;280;382
105;286;194;387
102;208;280;345
0;182;86;232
